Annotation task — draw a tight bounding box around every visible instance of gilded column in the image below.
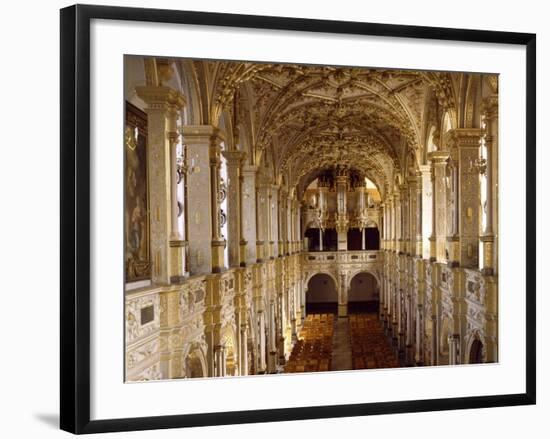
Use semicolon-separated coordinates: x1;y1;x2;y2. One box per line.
335;166;349;251
445;129;483;268
399;183;409;255
136;86;185;284
241;165;258;265
380;202;388;250
414;172;423;257
407;177;418;257
428;151;450;262
222;150;247;268
240;324;248;376
286;195;293;255
481;95;498;275
209;134;226;273
393;191;401;254
255;183;266;262
181;126;219;274
255;307;266;373
419;165;432;260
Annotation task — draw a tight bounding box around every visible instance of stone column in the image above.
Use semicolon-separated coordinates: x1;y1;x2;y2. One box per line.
285;195;292;255
419;165;432;260
265;184;274;259
167;113;189;283
255;183;266;262
380;202;388;250
335;168;349;251
338;271;348;317
414;172;422;258
415;304;424;365
407;177;418;257
277;189;286;257
222;150;247;268
268;301;277;373
481;96;498;275
448;334;461;365
388;197;394;252
181;126;221;274
214;345;226;377
241;166;258;264
277;293;286;364
394;191;402;253
428;151;450;262
446;129;483;268
239;324;248;376
258;310;267;373
400;184;410;254
136;86;185;284
209;134;226;273
431;314;438;365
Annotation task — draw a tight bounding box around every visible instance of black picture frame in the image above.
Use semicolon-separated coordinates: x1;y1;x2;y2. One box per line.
60;4;536;434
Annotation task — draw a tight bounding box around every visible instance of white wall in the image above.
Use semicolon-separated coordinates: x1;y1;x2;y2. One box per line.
0;1;547;438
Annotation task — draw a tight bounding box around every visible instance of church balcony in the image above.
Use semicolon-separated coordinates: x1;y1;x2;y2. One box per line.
303;250;381;265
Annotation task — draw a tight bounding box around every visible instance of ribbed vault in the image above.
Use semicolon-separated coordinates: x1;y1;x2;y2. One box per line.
181;59;458;199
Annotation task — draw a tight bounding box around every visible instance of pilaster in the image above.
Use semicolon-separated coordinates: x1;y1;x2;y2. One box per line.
136;85;185;284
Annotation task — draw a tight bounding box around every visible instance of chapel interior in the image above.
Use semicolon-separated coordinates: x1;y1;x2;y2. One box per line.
124;56;498;381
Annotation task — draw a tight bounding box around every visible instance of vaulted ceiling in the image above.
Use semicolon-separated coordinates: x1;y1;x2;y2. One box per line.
180;59;458;198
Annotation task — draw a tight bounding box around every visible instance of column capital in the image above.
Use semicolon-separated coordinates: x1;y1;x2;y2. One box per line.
222;150;247;165
242;164;258;175
444;128;483;149
181;125;225;147
135;85;186;110
427;150;450;163
418;164;431;174
406;175;418;187
482;94;499;120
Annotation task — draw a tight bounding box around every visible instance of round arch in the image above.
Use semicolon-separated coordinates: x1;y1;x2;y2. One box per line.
183;343;208;378
465;331;486;364
305;273;338;315
304;270;338;288
221;324;239;376
347;271;380;313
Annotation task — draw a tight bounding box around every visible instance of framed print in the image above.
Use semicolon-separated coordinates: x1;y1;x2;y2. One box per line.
60;4;536;434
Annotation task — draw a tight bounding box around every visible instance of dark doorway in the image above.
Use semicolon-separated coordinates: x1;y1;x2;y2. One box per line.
347;228;362;250
469;339;484;364
323;228;337;251
348;272;379;313
305;228;320;251
365;227;380;250
306;273;338;315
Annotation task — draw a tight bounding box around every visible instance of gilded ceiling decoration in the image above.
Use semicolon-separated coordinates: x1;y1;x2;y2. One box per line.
185;59;459;194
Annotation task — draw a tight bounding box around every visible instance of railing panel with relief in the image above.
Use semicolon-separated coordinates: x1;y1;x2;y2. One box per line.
125;286;163;380
303;250;381;265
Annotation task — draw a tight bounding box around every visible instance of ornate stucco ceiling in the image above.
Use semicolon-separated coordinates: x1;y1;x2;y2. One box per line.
184;59;456;197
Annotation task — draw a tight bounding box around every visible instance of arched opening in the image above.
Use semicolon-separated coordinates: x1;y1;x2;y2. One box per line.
347;228;362;250
348;272;379;313
185;349;206;378
304;227;320;251
365;227;380;250
306;273;337;315
323;228;337;251
469;338;484;364
223;332;238;376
